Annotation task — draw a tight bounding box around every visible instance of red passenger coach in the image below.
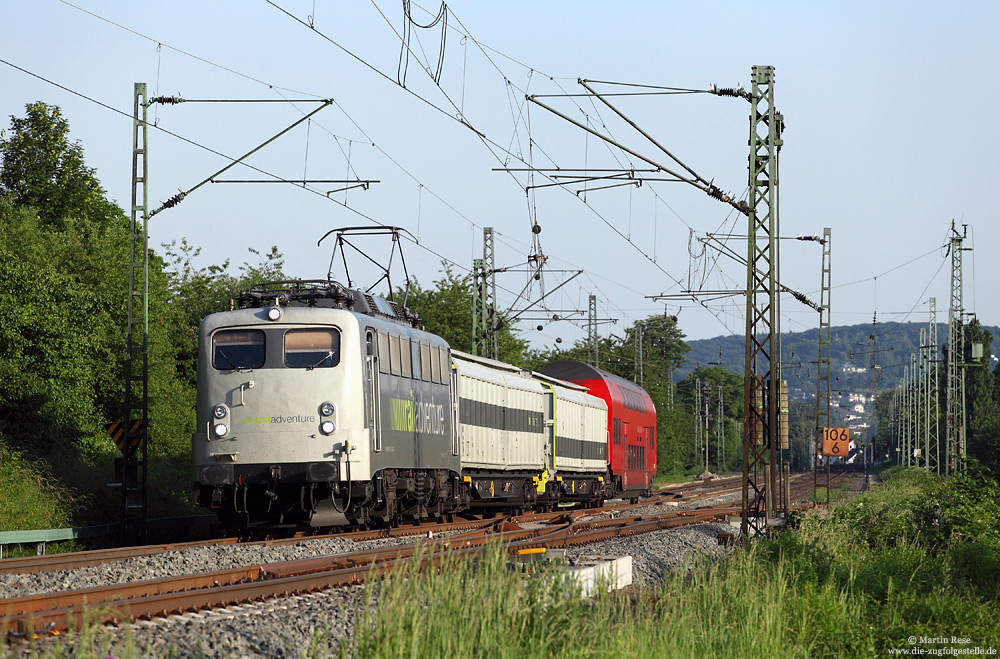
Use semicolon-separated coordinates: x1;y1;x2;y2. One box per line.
539;361;657;499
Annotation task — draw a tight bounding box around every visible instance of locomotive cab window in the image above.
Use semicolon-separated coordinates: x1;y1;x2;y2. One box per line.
213;329;265;370
284;329;340;368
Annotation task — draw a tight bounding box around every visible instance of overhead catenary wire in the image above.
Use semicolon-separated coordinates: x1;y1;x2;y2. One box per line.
0;55;793;345
364;1;722;326
24;4;821;343
52;3;971;353
271;0;748;336
59;0;323;98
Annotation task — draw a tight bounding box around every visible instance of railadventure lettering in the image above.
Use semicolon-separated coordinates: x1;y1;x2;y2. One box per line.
239;414;317;424
389;394;446;435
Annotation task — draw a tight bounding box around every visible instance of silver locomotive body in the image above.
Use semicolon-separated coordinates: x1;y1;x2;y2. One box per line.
193;284;464;529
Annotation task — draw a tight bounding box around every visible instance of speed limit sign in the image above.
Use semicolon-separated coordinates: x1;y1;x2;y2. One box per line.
822;427;850;457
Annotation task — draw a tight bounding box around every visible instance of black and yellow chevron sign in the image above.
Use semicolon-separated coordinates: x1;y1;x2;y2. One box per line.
104;419;146;456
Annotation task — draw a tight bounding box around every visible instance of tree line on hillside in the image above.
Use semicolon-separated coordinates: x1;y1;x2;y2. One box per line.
684;322;1000;396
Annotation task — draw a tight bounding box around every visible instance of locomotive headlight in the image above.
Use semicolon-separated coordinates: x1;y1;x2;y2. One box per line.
213;404;228;419
266;306;282;321
213;423;230;438
320;420;336;435
320;402;335;417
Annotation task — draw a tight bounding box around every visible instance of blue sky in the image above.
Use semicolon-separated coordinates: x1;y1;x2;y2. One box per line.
3;1;997;349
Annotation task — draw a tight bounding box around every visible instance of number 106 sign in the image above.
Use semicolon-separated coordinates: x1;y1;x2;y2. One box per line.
822;427;850;457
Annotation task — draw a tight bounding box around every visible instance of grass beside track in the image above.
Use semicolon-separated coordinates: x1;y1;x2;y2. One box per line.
6;468;998;658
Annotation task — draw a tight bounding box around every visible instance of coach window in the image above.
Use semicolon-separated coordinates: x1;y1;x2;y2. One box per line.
377;333;390;374
213;329;265;370
420;343;432;381
284;329;340;368
389;335;402;376
399;337;412;378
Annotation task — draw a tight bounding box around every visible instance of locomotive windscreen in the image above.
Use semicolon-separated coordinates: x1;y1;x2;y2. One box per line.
212;329;265;370
284;329;341;368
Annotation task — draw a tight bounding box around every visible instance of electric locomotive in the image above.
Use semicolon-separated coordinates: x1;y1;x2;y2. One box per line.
193;280;466;529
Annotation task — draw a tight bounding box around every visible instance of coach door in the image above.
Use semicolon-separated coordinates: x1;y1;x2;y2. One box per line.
634;426;649;486
365;329;382;453
621;421;628;486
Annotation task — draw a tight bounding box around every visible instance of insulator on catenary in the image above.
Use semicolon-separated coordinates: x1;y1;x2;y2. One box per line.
707;184;727;201
149;95;184;105
162;192;185;209
709;83;747;99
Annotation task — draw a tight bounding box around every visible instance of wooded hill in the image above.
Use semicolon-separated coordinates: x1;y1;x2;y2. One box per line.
680;322;1000;396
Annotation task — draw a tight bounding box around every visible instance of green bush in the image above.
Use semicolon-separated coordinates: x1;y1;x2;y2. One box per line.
0;437;78;531
946;541;1000;600
760;469;1000;651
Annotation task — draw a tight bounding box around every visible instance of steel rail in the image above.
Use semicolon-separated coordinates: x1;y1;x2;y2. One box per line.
2;506;734;636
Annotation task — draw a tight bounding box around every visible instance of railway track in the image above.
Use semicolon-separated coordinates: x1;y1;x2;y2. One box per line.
0;474;742;577
3;471;857;642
